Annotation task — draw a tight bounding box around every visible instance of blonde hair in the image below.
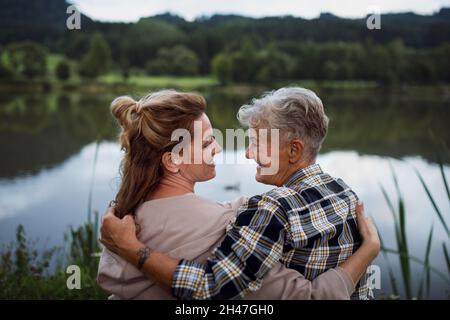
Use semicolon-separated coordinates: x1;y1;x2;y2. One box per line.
111;89;206;218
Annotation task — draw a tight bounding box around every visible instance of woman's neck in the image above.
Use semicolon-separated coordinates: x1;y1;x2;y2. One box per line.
146;173;195;201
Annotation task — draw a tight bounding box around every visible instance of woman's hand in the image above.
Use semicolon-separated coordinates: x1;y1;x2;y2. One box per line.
100;207;143;261
338;201;381;285
100;206;179;287
355;201;381;258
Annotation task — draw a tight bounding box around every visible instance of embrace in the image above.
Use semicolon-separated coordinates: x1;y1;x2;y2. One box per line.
97;87;380;300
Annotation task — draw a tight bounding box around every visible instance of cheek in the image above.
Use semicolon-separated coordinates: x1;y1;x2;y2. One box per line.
270;146;286;165
202;150;211;162
179;164;193;177
196;163;215;181
258;144;276;163
187;143;203;164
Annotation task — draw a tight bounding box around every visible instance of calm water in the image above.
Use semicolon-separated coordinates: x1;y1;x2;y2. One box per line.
0;87;449;299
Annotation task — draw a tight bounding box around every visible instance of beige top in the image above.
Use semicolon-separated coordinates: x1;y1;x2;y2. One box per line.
97;193;355;299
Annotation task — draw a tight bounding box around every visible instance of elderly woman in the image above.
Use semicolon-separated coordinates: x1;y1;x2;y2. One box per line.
98;87;380;300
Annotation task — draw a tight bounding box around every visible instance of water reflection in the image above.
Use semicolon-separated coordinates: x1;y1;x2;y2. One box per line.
0;93;117;178
0;89;449;179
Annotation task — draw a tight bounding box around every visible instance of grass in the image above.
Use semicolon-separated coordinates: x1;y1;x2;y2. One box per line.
0;222;107;299
46;54;65;74
25;55;388;92
98;74;219;89
0;138;107;299
277;79;379;90
380;164;412;299
379;149;450;299
44;54;219;91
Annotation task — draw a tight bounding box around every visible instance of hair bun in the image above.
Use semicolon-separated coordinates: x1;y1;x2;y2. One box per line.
111;96;139;129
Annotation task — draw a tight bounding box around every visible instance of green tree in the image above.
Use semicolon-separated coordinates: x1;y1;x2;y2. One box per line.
431;43;450;82
256;45;296;83
232;41;259;82
55;60;71;81
146;45;199;76
322;60;339;80
119;57;130;81
211;53;233;84
212;44;294;85
3;41;47;79
0;62;13;80
126;19;184;67
78;33;112;79
0;47;13;80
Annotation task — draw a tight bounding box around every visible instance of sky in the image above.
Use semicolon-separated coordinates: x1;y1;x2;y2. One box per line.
70;0;450;22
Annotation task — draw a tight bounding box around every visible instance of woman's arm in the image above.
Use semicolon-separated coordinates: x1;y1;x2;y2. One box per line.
244;263;355;300
99;201;380;298
340;201;380;283
245;201;380;299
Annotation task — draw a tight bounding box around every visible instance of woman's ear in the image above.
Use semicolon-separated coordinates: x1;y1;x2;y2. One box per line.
161;152;180;174
288;139;304;163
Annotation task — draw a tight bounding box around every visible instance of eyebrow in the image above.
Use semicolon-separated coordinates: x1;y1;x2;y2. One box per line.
202;137;213;144
203;134;214;140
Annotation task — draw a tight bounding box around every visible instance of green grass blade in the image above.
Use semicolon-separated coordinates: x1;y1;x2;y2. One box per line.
382;247;449;283
414;168;449;236
437;156;450;207
380;183;397;222
390;162;401;196
424;226;433;299
387;164;412;299
93;210;99;253
397;193;411;299
380;184;402;247
87;139;100;224
417;224;433;299
379;234;399;297
443;243;450;276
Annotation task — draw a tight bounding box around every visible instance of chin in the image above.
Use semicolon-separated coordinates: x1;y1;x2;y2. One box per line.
203;169;216;181
255;172;272;185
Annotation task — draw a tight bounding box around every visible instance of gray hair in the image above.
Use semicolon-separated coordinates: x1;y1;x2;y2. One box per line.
237;87;329;160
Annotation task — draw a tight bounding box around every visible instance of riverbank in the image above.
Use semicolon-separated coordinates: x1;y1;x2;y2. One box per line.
2;76;450;98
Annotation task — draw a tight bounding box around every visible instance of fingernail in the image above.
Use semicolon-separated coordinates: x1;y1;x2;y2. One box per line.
357;200;363;206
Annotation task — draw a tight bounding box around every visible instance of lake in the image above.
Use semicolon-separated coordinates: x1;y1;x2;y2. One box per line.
0;86;449;299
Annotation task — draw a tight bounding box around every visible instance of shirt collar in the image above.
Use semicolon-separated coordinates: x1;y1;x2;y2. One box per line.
283;163;323;187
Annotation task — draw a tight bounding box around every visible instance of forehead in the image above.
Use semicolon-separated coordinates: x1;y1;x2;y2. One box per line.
198;113;213;135
248;126;271;138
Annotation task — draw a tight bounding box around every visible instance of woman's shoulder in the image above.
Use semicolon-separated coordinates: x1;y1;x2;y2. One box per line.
138;193;221;209
135;193;234;221
133;193;237;247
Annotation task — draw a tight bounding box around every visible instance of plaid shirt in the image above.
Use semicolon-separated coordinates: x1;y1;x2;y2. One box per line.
172;164;372;300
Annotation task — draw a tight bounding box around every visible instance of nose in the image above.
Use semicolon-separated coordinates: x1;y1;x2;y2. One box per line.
213;140;222;155
245;146;254;159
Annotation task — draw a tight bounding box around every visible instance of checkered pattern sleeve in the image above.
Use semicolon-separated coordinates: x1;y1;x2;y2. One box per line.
171;194;289;300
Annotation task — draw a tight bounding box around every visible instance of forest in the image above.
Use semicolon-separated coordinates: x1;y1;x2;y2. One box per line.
1;0;450;85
